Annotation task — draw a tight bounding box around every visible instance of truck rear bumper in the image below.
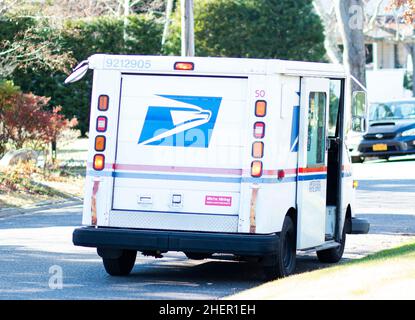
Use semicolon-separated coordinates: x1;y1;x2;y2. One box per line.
73;227;279;256
351;217;370;234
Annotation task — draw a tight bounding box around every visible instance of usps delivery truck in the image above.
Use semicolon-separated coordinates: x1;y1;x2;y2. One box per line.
67;54;370;279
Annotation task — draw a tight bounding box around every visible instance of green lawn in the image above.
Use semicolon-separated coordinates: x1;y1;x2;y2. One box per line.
227;240;415;300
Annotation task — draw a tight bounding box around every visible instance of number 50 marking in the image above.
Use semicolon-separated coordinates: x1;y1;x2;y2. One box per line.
255;90;266;98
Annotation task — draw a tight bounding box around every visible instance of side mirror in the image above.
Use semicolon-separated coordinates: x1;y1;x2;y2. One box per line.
352;116;366;132
64;60;89;84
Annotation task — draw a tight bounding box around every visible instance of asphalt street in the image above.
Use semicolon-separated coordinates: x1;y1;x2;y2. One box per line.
0;156;414;299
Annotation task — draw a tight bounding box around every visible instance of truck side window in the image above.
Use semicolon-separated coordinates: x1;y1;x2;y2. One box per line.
307;92;327;167
328;80;341;137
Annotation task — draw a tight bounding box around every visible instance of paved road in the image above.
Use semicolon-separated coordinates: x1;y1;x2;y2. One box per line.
0;157;414;299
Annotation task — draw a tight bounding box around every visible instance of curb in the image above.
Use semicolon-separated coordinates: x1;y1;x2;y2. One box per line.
0;198;83;218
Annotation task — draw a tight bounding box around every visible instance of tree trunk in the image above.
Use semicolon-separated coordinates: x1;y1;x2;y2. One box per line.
335;0;367;91
181;0;194;56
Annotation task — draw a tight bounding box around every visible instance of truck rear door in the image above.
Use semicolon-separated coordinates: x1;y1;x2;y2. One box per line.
112;74;248;218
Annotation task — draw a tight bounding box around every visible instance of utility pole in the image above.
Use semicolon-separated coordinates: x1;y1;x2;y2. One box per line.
123;0;130;45
181;0;195;56
162;0;174;47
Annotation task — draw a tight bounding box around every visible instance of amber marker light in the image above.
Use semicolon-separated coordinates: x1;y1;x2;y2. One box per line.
98;95;109;111
255;100;267;117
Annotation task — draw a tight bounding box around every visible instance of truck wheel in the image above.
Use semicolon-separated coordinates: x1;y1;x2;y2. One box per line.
102;250;137;276
262;216;296;280
317;220;348;263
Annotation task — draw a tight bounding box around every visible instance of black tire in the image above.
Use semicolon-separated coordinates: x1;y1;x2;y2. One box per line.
317;220;348;263
262;216;296;280
102;250;137;276
184;252;212;260
351;156;364;163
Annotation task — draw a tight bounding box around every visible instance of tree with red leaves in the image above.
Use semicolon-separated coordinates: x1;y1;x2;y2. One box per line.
0;83;77;158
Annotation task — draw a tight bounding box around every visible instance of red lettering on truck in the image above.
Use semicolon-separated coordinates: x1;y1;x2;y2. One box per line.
205;196;232;207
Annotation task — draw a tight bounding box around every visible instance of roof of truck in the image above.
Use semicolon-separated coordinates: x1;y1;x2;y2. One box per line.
88;54;347;79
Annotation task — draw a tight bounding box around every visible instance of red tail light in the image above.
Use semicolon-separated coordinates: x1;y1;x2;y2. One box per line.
96;116;107;132
253;122;265;139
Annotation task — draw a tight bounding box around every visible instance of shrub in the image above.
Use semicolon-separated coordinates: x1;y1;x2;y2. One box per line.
0;80;20;156
164;0;326;62
0;161;40;193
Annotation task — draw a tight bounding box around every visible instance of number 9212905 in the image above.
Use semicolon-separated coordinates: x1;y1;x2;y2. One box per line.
105;58;151;70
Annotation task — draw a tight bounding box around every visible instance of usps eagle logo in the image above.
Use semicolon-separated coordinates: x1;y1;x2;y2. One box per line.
138;94;222;148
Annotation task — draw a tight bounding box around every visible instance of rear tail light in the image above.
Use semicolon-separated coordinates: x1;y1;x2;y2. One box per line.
251;161;263;177
98;95;109;111
174;62;194;71
255;100;267;117
96;116;107;132
95;136;106;151
252;142;264;158
253;122;265;139
93;154;105;171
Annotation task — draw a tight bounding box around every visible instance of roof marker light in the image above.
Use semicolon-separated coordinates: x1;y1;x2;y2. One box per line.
174;62;194;71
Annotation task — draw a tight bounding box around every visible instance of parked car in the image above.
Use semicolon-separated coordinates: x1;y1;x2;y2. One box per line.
353;98;415;163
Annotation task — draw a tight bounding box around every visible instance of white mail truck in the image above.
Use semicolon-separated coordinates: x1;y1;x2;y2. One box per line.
67;54;370;279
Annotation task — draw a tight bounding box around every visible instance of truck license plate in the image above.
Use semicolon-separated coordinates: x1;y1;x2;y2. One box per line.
373;144;387;151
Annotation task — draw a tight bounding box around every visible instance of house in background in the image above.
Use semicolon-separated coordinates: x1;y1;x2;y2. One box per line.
365;9;412;71
319;0;415;100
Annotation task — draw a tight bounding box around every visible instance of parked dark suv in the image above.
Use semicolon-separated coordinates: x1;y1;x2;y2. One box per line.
354;99;415;162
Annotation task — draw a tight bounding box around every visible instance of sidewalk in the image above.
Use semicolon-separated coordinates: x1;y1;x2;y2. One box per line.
0;198;82;218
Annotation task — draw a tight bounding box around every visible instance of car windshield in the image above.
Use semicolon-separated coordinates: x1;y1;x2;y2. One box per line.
370;102;415;121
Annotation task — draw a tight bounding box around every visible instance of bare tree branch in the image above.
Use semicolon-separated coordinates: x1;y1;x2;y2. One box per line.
313;0;343;64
